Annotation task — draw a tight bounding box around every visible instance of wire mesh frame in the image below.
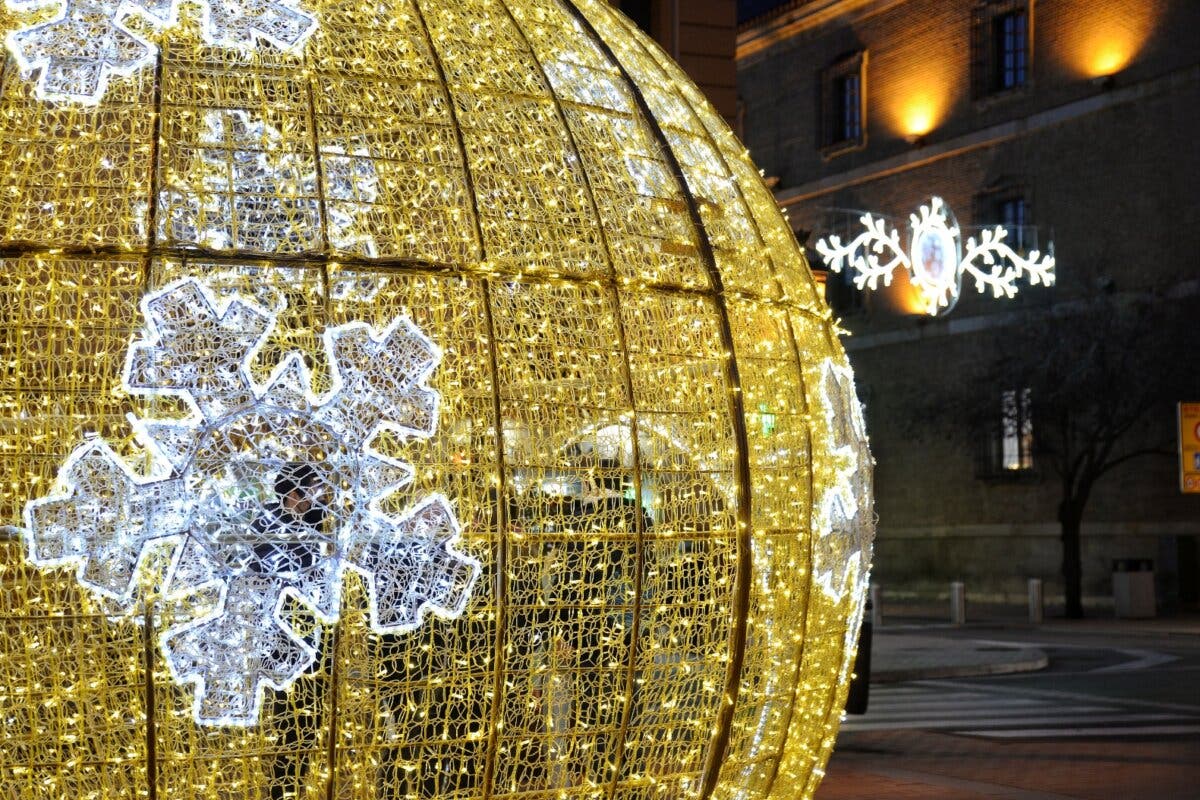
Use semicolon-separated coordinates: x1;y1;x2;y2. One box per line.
0;1;858;798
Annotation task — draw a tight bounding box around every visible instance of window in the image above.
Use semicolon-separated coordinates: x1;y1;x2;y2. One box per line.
977;387;1034;478
1000;388;1033;470
820;52;866;154
823;265;865;316
998;195;1028;252
973;2;1031;99
975;183;1034;254
617;0;659;39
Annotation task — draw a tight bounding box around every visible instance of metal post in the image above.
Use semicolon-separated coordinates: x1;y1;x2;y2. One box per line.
950;581;966;625
1028;578;1044;624
870;584;882;628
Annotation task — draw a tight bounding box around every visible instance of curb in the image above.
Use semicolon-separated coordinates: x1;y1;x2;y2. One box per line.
871;650;1049;684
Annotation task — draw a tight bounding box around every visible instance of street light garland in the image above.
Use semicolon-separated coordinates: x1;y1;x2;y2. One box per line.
815;196;1056;315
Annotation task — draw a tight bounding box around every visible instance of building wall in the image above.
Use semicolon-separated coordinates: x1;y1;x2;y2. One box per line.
613;0;739;122
737;0;1200;609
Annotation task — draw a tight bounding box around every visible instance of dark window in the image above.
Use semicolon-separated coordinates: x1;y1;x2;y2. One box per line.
994;10;1028;90
973;2;1031;99
977;387;1034;478
823;265;865;316
835;72;862;142
820;52;866;154
618;0;657;38
998;195;1028;251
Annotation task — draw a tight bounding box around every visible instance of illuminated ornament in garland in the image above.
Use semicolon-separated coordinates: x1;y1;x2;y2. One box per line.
0;0;874;797
23;278;479;725
815;196;1056;315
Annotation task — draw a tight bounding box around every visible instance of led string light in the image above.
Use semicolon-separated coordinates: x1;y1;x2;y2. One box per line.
23;277;480;726
3;0;317;104
0;0;873;797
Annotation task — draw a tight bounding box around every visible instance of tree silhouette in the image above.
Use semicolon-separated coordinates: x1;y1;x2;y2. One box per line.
973;294;1190;617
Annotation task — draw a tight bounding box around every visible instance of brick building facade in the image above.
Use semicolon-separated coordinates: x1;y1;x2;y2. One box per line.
737;0;1200;611
613;0;739;122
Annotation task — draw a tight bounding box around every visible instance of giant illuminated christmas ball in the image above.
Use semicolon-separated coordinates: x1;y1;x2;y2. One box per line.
0;1;872;798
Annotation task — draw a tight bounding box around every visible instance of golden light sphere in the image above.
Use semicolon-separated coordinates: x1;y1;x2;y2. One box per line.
0;1;873;799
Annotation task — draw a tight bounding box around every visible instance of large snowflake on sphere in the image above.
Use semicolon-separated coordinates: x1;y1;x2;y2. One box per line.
23;278;479;726
3;0;317;104
810;357;874;606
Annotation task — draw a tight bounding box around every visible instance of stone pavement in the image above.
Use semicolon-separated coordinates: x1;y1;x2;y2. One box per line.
824;611;1200;800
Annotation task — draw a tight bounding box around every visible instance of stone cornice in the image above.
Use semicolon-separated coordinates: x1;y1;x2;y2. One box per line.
737;0;899;61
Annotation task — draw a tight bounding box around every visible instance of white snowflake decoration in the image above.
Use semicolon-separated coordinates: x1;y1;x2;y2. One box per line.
815;196;1056;315
23;278;480;726
3;0;317;104
159;109;379;257
811;357;874;605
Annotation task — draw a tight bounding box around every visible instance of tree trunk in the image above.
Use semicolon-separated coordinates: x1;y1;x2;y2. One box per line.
1058;500;1084;619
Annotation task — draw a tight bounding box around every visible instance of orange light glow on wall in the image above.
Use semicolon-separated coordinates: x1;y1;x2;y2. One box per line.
1060;1;1160;78
877;51;959;141
899;93;940;139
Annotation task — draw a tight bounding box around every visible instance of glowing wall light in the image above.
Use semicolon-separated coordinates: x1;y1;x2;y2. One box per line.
1056;0;1159;79
873;39;960;141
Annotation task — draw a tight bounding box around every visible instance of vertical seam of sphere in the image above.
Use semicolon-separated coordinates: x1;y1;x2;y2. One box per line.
142;609;160;800
489;3;650;796
303;65;333;259
142;54;166;800
800;328;857;800
407;5;511;800
632;40;825;796
758;338;817;800
558;4;757;799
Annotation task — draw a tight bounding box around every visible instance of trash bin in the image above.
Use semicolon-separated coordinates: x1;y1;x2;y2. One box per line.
844;597;872;715
1112;559;1156;619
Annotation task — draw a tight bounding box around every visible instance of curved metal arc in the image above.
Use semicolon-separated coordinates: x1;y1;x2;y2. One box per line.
486;2;651;795
555;4;757;799
405;5;507;800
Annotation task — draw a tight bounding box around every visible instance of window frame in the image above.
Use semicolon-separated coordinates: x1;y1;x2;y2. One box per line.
976;386;1037;480
975;181;1035;256
819;50;867;157
972;0;1033;101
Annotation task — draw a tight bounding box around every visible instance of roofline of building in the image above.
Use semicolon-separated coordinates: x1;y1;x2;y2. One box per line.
737;0;899;61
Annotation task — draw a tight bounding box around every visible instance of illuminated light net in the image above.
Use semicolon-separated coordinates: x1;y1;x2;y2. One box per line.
24;278;479;726
0;0;873;798
3;0;317;104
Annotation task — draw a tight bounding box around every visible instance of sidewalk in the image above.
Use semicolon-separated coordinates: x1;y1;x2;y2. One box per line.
866;606;1200;683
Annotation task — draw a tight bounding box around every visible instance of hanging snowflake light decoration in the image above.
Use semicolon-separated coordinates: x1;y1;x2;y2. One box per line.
3;0;317;104
22;278;480;726
815;196;1056;315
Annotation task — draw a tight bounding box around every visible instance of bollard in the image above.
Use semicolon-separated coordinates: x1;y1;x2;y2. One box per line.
950;581;966;625
1028;578;1044;624
870;584;882;628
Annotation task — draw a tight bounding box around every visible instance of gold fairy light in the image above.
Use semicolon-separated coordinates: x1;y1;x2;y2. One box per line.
0;0;873;799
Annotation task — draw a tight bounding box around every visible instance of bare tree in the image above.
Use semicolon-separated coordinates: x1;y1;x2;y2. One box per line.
973;294;1190;617
895;289;1191;617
